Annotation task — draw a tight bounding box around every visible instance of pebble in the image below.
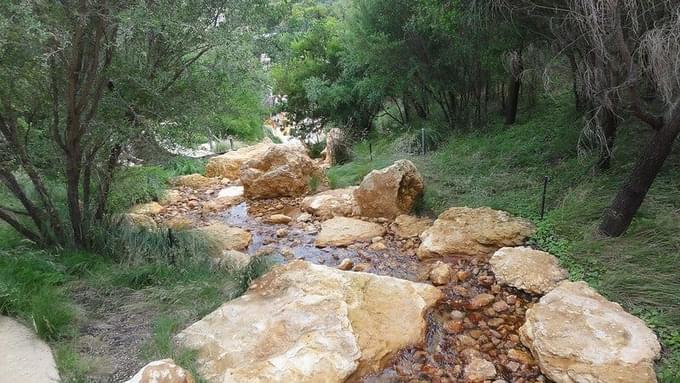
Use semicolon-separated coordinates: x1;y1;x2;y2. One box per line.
450;310;466;320
337;258;354;271
492;300;509;312
467;293;495;310
368;242;387;251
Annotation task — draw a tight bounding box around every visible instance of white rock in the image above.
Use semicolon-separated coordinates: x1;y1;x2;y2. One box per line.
490;247;568;294
315;217;386;247
218;186;244;199
124;359;195;383
176;261;442;383
0;316;60;383
520;281;661;383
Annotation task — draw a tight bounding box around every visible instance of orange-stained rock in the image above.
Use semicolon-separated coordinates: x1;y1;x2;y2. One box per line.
354;160;424;219
205;141;273;179
240;144;317;199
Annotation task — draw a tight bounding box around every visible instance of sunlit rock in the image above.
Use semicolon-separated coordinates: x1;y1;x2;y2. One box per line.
124;359;195;383
192;223;252;255
240;144;317;199
490;247;568;295
205;141;273;179
315;217;386;247
301;187;358;219
417;207;534;259
520;281;661;383
0;316;60;383
175;261;441;383
354;160;424;219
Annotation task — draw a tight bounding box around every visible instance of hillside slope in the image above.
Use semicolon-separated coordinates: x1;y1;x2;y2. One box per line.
328;97;680;381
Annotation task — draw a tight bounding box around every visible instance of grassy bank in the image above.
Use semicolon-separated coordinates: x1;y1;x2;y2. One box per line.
0;154;272;382
0;224;271;382
329;97;680;381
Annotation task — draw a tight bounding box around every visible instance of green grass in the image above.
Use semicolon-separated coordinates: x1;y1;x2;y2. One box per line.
0;220;273;382
330;94;680;380
0;248;75;340
108;156;206;213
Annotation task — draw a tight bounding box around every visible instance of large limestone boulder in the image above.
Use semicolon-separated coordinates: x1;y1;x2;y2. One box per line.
354;160;424;218
0;316;60;383
175;261;442;383
301;187;358;219
417;207;534;259
192;223;252;255
490;247;568;295
240;144;317;199
315;217;386;247
124;359;195;383
389;214;433;238
205;141;273;179
520;281;661;383
170;174;218;189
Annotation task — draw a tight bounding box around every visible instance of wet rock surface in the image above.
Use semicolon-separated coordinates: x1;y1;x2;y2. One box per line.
149;153;659;383
155;194;547;383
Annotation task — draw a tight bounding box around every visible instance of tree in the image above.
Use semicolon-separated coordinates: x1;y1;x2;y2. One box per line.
498;0;680;236
0;0;266;248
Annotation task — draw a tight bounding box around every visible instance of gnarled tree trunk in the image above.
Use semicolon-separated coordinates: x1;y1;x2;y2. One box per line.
600;113;680;236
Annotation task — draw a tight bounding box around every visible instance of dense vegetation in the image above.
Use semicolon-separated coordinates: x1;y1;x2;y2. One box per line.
1;0;679;381
272;0;679;379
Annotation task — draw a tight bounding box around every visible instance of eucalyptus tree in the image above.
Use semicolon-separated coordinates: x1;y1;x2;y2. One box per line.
497;0;680;236
0;0;266;248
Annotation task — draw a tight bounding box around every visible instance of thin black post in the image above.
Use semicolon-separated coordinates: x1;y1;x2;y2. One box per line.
168;228;176;266
421;128;426;155
369;142;373;161
230;138;234;151
541;176;549;220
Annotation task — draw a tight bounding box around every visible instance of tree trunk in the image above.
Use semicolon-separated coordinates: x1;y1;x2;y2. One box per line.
505;76;521;125
599;118;680;236
597;108;618;170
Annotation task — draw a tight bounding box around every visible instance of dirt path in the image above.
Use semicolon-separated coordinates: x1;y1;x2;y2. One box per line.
70;284;160;382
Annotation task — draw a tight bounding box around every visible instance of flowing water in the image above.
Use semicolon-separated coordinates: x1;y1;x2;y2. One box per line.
203;197;547;383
